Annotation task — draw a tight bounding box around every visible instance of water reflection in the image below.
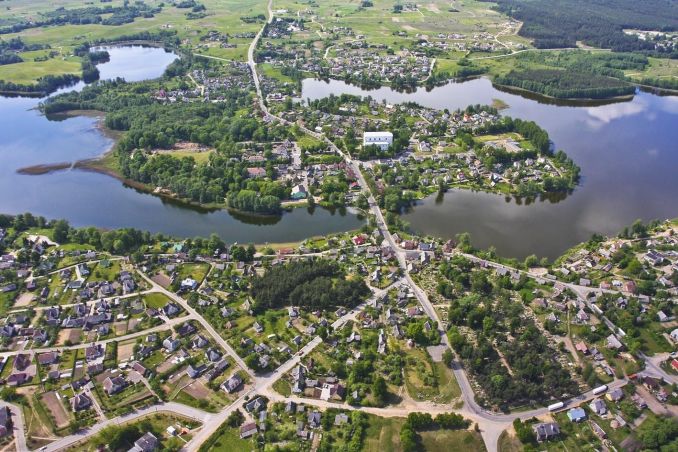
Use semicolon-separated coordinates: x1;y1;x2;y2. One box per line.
302;77;678;259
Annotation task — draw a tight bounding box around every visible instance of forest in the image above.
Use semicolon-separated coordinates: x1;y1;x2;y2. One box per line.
44;78;296;211
494;69;635;99
440;257;578;409
250;259;370;313
485;0;678;56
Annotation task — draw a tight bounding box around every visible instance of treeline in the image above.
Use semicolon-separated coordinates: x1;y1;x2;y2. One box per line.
0;74;79;96
475;116;551;153
227;190;282;214
495;69;635;99
250;259;370;313
484;0;678;56
0;214;155;256
0;3;161;34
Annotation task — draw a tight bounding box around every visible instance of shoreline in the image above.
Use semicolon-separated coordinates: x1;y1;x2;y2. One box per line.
491;82;636;105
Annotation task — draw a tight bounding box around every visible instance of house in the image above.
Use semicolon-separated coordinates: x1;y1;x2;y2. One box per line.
180;278;198;291
0;406;10;437
131;432;159;452
606;334;624;350
186;364;206;379
103;376;127;395
131;361;148;377
240;422;258;439
205;348;222;362
191;335;209;349
246;167;267;178
533;422;560;442
162;303;181;317
575;341;589;355
177;322;196;337
7;373;28;386
85;344;104;361
37;351;58;366
253;321;264;334
163;338;180;352
590;398;607;415
606;388;624;402
206;360;230;381
71;393;92;412
334;413;349;426
590;421;607;439
567;407;587;422
363;131;393;151
245;397;265;413
308;411;322;429
222;374;243;393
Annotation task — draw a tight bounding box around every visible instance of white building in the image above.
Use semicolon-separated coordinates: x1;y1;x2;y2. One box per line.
363;131;393;151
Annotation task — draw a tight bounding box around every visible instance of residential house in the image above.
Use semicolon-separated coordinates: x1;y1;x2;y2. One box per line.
533;422;560;442
103;376;127;396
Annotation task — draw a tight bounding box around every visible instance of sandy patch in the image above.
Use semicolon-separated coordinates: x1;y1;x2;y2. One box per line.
118;342;136;362
41;391;71;428
114;321;128;336
392;17;401;22
157;357;175;374
151;273;172;289
14;292;35;307
183;380;211;400
403;25;417;31
128;318;141;331
57;329;81;345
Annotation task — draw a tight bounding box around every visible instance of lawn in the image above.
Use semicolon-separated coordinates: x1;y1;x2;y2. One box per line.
363;415;406;452
143;292;173;309
403;347;460;403
199;425;253;452
498;430;524;452
161;149;214;164
176;263;210;285
0;57;81;84
420;429;487;452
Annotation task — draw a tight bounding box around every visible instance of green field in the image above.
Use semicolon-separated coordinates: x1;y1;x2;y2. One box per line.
420;429;487;452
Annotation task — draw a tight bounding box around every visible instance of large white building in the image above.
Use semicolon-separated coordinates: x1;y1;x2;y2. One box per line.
363;131;393;151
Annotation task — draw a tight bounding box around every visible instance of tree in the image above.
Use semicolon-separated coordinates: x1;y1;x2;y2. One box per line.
372;376;387;405
442;349;454;368
53;219;70;243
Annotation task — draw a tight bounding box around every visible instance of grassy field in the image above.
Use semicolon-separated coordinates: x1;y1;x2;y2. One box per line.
0;0;268;83
363;415;406;452
498;430;524;452
403;347;460;403
198;425;253;452
420;429;487;452
143;292;173;309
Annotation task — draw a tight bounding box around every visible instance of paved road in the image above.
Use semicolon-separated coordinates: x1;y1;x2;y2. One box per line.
1;403;26;452
41;402;212;452
136;270;254;378
0;317;183;359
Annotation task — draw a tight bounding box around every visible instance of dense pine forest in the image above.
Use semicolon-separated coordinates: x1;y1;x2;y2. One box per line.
484;0;678;55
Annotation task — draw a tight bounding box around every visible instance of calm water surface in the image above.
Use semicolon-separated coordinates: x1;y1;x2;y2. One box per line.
0;47;364;243
303;78;678;259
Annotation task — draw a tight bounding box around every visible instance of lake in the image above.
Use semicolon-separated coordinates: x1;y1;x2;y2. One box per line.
302;78;678;259
0;46;364;244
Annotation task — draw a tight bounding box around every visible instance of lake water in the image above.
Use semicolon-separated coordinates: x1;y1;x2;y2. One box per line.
302;78;678;259
0;46;364;243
